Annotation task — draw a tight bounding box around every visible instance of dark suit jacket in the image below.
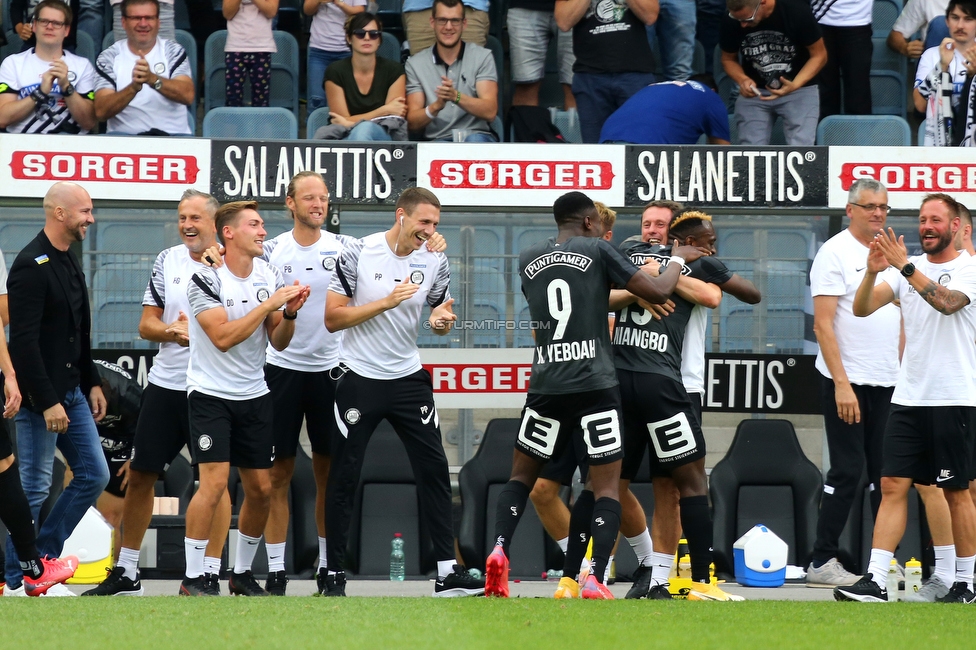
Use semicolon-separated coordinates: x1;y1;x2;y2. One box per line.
8;229;98;414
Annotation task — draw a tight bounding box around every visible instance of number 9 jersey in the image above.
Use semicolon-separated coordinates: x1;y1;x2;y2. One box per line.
519;236;640;396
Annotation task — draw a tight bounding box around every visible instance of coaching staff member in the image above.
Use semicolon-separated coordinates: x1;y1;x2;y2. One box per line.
4;181;110;593
323;187;484;598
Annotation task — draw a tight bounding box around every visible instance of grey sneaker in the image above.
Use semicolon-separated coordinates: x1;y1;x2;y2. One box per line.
903;575;950;602
806;558;859;588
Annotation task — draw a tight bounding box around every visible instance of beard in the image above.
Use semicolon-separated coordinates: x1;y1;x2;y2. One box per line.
920;228;953;255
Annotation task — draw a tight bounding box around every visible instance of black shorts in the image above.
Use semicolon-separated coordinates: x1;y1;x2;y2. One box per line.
265;364;337;458
101;437;132;498
537;432;588;486
687;391;704;428
882;405;975;489
188;391;275;469
0;417;13;459
619;369;706;480
130;383;191;475
516;387;624;466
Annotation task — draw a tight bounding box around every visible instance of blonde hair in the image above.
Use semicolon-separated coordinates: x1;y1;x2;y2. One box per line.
593;201;617;233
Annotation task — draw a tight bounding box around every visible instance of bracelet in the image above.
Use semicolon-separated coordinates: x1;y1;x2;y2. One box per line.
30;88;49;105
454;90;461;104
282;310;298;320
425;105;435;120
669;256;686;268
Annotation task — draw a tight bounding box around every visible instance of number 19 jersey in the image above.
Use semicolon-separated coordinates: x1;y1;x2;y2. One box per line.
519;236;640;396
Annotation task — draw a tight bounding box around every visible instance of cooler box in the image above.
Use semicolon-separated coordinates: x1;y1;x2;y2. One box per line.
61;507;114;584
733;524;788;587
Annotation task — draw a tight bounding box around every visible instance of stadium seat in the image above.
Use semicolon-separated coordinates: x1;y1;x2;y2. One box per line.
306;107;332;139
871;36;906;79
2;30;21;61
75;30;96;66
486;34;508;114
0;220;42;264
347;421;429;576
378;31;401;62
923;14;950;50
816;114;911;145
870;70;907;117
917;119;926;145
713;45;738;113
202;106;298;139
376;0;404;37
102;30;114;51
709;419;823;577
458;418;560;577
872;0;902;38
91;262;154;348
549;107;581;143
205;30;300;117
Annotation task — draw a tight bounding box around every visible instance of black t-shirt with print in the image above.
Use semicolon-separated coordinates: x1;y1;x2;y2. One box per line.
572;0;656;75
719;0;822;87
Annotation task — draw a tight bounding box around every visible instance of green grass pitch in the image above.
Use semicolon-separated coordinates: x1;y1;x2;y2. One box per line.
3;598;974;649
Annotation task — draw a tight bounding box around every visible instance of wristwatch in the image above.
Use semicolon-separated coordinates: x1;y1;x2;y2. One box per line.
152;77;163;91
900;262;916;278
62;83;75;97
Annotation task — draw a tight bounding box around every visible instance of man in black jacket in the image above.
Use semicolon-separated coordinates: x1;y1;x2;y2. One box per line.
3;181;110;595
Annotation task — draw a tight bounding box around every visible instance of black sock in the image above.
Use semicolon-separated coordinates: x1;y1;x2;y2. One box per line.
493;480;531;557
589;497;621;585
0;461;43;578
562;490;595;578
680;495;713;583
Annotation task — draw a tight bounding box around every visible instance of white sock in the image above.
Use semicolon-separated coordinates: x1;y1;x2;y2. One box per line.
556;537;568;554
955;554;975;587
266;542;286;573
867;548;894;589
650;552;674;587
184;537;208;579
318;537;328;571
118;547;141;581
234;532;262;574
626;528;654;567
934;545;956;586
204;556;222;576
437;559;456;580
603;554;614;583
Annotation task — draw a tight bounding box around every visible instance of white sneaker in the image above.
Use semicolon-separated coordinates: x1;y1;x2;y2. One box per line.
806;558;859;588
3;584;27;597
40;582;77;597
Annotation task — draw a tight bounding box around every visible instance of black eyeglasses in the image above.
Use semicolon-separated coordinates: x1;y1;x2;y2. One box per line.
33;18;66;28
850;202;892;214
434;17;463;26
352;29;381;40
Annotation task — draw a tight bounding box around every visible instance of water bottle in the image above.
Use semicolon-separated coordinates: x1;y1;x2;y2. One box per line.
885;559;899;601
390;533;405;581
905;558;922;596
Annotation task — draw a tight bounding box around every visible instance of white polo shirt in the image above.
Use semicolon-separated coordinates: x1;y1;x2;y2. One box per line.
94;37;192;135
328;232;451;380
141;245;207;391
186;260;284;400
263;229;357;372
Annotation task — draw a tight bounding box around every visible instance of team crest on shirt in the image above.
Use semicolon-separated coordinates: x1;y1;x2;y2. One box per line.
198;435;213;451
322;257;336;271
67;71;76;83
344;408;361;424
154;62;166;74
256;288;270;302
410;270;424;284
939;273;951;286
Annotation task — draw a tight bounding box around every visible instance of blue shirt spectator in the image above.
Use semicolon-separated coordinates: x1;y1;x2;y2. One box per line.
599;79;730;144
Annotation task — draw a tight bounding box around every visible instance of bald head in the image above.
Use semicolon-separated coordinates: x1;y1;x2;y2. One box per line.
42;182;94;249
